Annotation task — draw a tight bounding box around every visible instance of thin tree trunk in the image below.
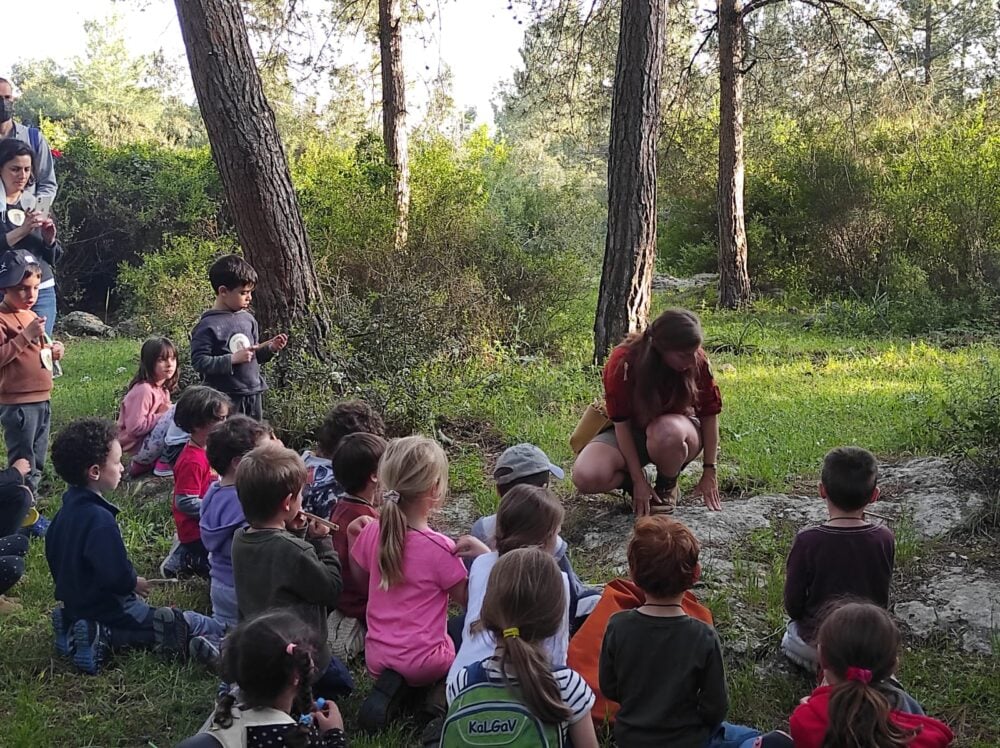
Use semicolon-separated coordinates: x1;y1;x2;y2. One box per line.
173;0;328;353
380;0;410;252
593;0;666;364
717;0;752;309
923;1;933;84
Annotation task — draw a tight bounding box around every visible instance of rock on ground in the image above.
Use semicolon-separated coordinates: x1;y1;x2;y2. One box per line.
57;310;116;338
570;456;998;653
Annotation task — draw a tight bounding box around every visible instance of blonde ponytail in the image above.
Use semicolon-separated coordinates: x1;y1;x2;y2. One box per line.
376;436;449;589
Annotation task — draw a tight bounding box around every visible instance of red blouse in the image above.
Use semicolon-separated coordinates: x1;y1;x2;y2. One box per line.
602;344;722;423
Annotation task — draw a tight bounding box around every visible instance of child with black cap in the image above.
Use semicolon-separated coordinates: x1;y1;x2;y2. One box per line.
0;249;64;502
470;443;600;628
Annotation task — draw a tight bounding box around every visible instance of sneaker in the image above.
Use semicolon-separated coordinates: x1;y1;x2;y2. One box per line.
327;610;365;661
0;595;22;615
358;668;409;733
152;460;174;478
188;635;221;672
153;607;190;661
51;605;72;657
159;536;182;579
72;619;110;675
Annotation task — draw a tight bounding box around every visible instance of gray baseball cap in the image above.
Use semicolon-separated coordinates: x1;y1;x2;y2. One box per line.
493;443;565;485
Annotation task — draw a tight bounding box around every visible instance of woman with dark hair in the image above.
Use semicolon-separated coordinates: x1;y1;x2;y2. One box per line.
0;139;61;337
572;308;723;515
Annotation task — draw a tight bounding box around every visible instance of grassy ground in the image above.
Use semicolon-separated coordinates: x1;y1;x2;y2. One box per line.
1;306;998;747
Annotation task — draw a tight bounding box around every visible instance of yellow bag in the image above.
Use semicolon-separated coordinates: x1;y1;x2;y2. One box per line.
570;399;612;454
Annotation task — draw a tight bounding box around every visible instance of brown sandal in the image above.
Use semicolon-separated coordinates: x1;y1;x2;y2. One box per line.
651;477;679;514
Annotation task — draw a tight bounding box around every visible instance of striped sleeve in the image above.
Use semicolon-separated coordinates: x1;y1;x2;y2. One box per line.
555;668;595;724
447;667;470;704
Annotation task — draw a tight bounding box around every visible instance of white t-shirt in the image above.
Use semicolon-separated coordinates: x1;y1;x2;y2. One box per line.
447;655;595;739
446;551;571;698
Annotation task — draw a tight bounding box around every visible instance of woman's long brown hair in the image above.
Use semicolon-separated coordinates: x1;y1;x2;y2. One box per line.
477;548;570;725
615;308;703;428
818;602;919;748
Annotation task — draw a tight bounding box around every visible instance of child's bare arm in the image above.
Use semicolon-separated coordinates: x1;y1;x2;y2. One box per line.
448;578;470;609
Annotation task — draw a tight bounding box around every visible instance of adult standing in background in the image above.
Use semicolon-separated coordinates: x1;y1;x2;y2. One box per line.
0;77;57;202
0;77;59;335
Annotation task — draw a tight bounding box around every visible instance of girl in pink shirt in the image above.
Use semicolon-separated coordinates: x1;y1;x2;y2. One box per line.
347;435;488;733
117;337;178;477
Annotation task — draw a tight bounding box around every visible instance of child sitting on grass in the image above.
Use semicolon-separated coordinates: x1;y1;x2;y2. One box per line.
117;337;179;477
443;547;598;748
200;415;273;628
599;516;762;747
782;446;895;670
347;435;489;732
447;484;571;695
45;418;223;674
302;400;385;520
162;385;231;579
327;431;386;661
470;443;600;627
178;610;348;748
790;601;953;747
231;442;353;700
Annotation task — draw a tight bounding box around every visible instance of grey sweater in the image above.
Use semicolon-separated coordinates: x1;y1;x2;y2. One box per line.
190;308;276;396
5;122;57;201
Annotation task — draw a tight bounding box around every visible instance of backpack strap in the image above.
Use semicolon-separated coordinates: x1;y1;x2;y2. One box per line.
28;127;40;155
463;659;490;687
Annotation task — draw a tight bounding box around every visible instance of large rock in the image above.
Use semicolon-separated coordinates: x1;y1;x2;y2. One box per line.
895;568;1000;654
58;311;115;338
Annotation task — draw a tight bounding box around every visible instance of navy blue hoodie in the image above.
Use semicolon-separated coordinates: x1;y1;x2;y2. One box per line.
44;486;137;621
190;309;275;396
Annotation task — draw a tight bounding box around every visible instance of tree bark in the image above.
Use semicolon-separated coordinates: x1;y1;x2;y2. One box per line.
593;0;666;364
173;0;328;351
923;1;933;84
379;0;410;252
717;0;752;309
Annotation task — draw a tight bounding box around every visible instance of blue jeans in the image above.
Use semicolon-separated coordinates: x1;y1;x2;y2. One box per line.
313;654;355;700
706;722;762;748
103;594;225;650
210;580;239;628
33;285;57;338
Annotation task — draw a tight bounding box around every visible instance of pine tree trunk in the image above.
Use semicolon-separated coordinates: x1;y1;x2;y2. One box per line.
173;0;328;353
923;2;933;84
717;0;752;309
380;0;410;252
593;0;666;364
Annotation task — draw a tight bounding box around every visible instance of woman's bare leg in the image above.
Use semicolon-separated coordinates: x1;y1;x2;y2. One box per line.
572;441;628;494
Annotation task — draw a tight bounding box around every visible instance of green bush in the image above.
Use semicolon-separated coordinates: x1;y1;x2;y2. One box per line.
116;234;238;341
54;137;226;313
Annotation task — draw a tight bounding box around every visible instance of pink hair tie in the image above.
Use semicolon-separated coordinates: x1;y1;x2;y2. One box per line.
286;643;297;656
845;666;872;684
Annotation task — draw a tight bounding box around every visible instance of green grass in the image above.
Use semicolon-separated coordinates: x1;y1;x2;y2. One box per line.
2;307;999;747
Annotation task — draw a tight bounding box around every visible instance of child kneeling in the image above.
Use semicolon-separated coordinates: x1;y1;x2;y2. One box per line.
44;418;223;674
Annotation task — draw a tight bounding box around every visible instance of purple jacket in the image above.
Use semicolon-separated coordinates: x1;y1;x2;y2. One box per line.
199;482;245;587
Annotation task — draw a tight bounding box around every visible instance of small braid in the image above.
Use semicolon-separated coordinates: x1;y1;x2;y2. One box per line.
284;646;316;748
211;691;237;730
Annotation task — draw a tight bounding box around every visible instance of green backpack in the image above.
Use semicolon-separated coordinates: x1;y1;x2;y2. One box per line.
441;660;565;747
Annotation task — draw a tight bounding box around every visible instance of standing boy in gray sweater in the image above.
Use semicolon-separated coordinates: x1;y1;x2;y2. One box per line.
190;254;287;421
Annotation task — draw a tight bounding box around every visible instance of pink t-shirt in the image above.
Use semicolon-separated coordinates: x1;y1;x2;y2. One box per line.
351;520;468;686
117;382;171;454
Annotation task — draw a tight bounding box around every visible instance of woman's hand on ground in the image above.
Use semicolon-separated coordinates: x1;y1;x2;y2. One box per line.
631;477;654;517
694;470;722;511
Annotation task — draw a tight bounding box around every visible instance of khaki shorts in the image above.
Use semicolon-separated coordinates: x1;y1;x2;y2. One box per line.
591;415;702;468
